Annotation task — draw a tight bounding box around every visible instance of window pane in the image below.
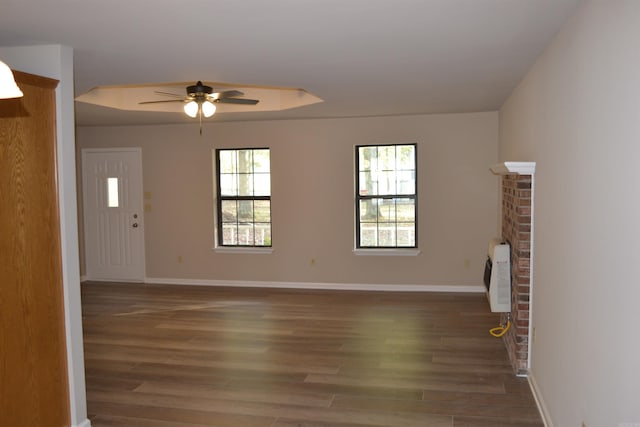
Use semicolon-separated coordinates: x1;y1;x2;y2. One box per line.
237;150;253;174
377;170;396;195
397;145;415;170
397;222;415;246
107;177;119;208
377;224;396;247
255;223;271;246
253;149;270;173
396;171;415;195
254;200;271;222
254;173;270;196
221;200;237;222
359;171;376;196
237;223;255;245
378;146;395;171
396;198;415;222
377;199;396;223
360;223;378;247
220;173;237;196
237;200;254;222
359;146;376;172
237;173;254;196
359;199;379;223
219;150;237;173
222;224;238;245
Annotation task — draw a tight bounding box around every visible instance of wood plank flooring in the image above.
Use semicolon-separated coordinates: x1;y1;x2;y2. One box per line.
81;282;543;427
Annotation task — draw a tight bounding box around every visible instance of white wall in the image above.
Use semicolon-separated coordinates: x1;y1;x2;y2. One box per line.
77;112;499;290
0;45;89;427
499;1;640;425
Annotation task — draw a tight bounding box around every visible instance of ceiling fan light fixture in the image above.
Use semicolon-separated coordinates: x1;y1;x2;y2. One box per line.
184;100;198;118
0;60;24;99
202;100;216;118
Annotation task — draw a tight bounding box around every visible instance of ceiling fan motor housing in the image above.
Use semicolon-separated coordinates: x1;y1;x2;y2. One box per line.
187;81;213;97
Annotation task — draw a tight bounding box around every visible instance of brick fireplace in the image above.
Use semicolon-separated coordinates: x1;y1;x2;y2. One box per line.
491;162;535;376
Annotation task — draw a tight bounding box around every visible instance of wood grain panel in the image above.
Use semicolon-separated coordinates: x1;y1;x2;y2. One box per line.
0;70;69;426
82;282;543;426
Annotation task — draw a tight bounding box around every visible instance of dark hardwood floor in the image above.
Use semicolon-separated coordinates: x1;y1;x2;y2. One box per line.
81;282;543;427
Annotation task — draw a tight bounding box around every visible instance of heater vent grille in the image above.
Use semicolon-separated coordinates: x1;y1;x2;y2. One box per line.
484;239;511;312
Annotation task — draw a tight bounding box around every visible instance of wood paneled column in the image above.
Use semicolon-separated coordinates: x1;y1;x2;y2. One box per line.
0;70;70;426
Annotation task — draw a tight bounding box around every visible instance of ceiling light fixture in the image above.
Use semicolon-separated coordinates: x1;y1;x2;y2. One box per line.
183;100;198;118
0;60;24;99
201;100;216;118
181;82;219;135
183;99;216;118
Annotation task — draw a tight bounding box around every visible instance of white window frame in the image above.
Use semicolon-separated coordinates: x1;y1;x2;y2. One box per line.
354;143;420;256
212;148;273;254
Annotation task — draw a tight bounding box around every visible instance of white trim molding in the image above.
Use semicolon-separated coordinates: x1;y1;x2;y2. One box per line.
141;277;485;293
213;246;274;255
82;276;144;284
490;161;536;175
353;248;421;256
73;419;92;427
528;374;553;427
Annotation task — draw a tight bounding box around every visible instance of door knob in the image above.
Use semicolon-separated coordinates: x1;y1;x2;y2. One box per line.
132;223;138;228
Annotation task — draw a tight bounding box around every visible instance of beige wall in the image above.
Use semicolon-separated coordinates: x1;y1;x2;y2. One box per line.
500;1;640;425
77;111;498;288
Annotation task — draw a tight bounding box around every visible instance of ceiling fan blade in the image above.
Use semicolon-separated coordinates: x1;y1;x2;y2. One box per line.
139;99;186;105
215;98;259;105
154;91;184;98
215;90;244;98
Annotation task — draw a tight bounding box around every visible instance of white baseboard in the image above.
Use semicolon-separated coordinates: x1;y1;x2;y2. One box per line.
528;373;553;427
82;276;144;283
141;277;485;293
72;419;91;427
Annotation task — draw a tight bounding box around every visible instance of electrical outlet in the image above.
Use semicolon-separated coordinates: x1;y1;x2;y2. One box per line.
582;422;587;427
310;258;316;266
177;255;183;263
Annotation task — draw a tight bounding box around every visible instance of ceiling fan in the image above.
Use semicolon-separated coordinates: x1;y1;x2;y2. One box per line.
139;81;259;133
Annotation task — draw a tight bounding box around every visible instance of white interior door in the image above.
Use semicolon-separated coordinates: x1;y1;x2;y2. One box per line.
82;148;145;281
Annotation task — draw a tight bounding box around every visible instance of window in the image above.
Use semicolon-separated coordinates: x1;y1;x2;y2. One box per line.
106;177;119;207
355;144;417;248
215;148;271;247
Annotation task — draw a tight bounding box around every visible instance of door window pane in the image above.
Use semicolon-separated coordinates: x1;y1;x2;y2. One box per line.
107;177;119;208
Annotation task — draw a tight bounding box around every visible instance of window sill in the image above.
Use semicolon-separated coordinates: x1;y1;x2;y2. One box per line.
213;247;274;255
353;248;420;256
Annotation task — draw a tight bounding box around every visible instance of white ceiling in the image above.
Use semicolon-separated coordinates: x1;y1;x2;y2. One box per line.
0;0;581;126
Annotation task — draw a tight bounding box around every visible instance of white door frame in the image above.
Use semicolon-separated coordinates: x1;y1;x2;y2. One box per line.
81;147;146;282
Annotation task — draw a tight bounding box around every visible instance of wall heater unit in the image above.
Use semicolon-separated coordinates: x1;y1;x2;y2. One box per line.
483;238;511;312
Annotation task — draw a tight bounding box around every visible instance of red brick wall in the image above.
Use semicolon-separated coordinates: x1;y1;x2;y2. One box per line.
501;174;532;375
